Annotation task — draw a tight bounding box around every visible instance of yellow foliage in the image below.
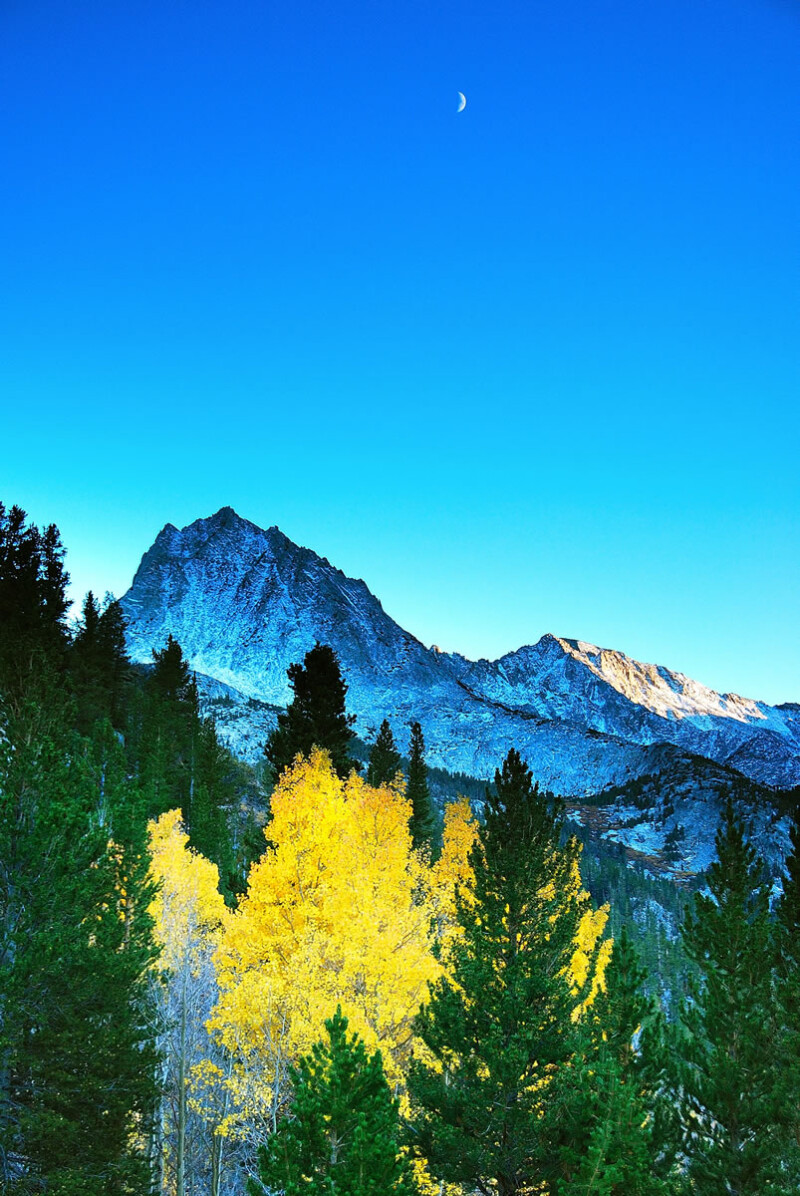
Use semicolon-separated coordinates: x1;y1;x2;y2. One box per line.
211;751;441;1094
411;1156;468;1196
429;796;479;939
561;856;611;1018
147;810;234;1182
148;808;230;967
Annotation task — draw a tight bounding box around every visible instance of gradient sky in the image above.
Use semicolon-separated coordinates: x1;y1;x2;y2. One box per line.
2;0;798;704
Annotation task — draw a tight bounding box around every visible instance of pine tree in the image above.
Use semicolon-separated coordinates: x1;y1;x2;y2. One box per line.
554;926;667;1195
406;721;436;853
265;643;357;781
133;635;194;819
778;801;800;966
0;519;159;1193
677;796;784;1195
152;633;192;701
251;1006;417;1196
134;636;235;890
366;718;402;787
773;807;800;1189
190;715;238;900
407;748;601;1196
0;502;69;679
71;591;131;733
97;594;130;728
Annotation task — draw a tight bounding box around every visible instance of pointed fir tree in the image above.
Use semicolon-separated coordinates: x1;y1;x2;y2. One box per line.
97;594;130;728
677;796;786;1195
189;714;238;901
406;721;437;853
71;589;104;731
265;643;357;781
0;515;159;1194
134;636;235;892
554;926;668;1195
134;635;195;819
250;1006;417;1196
71;591;131;733
366;718;402;788
407;748;601;1196
773;805;800;1189
0;502;69;680
152;632;192;701
777;797;800;970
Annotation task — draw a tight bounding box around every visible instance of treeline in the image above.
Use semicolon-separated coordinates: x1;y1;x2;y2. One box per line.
2;501;800;1195
0;503;256;1192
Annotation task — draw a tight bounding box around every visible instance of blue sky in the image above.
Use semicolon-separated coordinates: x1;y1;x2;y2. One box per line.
2;0;798;703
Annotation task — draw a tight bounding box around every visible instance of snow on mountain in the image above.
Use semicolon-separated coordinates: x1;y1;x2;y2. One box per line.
567;751;793;881
121;507;800;798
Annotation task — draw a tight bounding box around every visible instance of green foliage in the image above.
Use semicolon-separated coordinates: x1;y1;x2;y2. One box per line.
366;718;402;787
0;559;158;1194
778;803;800;963
571;819;690;1014
151;632;192;701
554;927;670;1195
408;748;595;1196
0;502;69;676
70;591;131;732
773;808;800;1187
189;714;239;896
265;643;357;781
130;635;236;895
676;797;789;1195
251;1006;417;1196
406;721;437;854
0;503;262;1190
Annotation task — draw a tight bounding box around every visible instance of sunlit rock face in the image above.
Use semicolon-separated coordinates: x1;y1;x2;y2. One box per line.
122;507;800;795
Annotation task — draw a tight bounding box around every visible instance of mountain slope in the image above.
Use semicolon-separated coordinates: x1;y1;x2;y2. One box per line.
121;507;800;797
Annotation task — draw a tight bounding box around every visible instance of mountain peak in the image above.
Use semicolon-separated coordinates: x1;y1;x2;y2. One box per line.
121;510;800;791
209;504;241;524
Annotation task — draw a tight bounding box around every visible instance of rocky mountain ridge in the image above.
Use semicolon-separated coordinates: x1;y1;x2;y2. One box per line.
121;508;800;806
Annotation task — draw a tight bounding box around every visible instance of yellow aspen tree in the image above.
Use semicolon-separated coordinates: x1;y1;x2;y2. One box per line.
148;809;232;1196
429;795;479;941
211;750;441;1118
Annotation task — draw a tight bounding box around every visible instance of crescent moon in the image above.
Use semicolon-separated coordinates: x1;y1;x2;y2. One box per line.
457;91;466;113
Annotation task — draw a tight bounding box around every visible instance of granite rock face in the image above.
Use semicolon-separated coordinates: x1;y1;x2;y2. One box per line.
121;507;800;797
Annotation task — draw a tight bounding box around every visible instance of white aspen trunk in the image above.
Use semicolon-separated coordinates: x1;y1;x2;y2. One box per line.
176;963;188;1196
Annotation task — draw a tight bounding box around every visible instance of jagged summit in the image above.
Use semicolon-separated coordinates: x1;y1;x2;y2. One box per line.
121;509;800;794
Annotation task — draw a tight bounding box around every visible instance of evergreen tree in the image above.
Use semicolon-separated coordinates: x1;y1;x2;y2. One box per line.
97;594;130;727
134;635;235;892
152;633;193;701
677;797;785;1195
554;926;667;1195
0;512;159;1194
777;801;800;967
190;715;238;899
251;1006;417;1196
774;808;800;1188
407;748;600;1195
70;591;131;733
366;718;402;787
71;590;103;731
265;643;357;781
0;502;69;679
406;721;436;853
133;635;195;819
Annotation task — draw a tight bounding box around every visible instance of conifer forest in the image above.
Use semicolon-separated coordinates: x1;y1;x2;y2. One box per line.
1;500;799;1195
